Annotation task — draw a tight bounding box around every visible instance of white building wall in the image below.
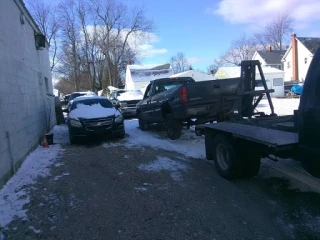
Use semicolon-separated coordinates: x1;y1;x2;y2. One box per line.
0;0;56;186
282;40;313;82
283;49;293;82
252;53;267;66
297;40;313;82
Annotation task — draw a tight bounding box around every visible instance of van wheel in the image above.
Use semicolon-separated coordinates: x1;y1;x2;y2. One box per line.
212;134;244;179
138;116;148;131
165;113;182;140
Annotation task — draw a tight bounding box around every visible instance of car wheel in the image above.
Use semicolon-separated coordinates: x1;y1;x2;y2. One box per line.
69;134;78;144
212;134;244;179
115;131;125;139
165;113;182;140
138;116;148;131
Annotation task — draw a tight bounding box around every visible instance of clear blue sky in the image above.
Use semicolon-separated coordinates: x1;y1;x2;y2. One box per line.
122;0;320;72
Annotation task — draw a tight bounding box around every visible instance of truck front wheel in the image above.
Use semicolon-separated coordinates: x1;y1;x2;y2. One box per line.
138;116;148;131
165;113;182;140
212;134;244;179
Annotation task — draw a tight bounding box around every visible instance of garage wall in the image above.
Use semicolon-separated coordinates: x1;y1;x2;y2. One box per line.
0;0;56;187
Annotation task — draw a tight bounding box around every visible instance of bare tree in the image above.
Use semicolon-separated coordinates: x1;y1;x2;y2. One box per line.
255;12;293;50
57;0;82;91
92;0;153;88
220;34;259;66
207;58;223;75
170;52;191;74
26;0;59;71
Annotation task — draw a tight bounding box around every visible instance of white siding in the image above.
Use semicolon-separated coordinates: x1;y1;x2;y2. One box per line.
297;40;313;82
0;0;55;185
252;52;267;66
282;39;313;82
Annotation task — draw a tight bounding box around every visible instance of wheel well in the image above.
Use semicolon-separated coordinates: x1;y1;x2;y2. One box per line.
161;103;172;117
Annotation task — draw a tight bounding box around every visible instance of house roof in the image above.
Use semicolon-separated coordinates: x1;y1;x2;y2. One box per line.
296;37;320;54
126;64;173;83
215;66;283;79
170;70;214;81
256;50;286;65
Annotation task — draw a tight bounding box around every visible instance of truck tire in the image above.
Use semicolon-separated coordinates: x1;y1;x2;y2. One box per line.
212;134;244;179
205;131;214;160
165;113;182;140
138;116;148;131
241;150;261;178
301;156;320;178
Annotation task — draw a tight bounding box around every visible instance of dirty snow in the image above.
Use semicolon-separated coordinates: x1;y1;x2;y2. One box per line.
125;120;206;159
0;128;66;227
256;98;300;116
117;90;143;101
69;103;117;119
138;157;190;181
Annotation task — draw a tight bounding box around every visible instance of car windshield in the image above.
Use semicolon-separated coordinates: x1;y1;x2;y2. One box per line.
72;98;113;110
70;93;86;101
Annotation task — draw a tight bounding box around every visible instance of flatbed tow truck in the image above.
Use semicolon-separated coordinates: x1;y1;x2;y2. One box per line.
196;48;320;179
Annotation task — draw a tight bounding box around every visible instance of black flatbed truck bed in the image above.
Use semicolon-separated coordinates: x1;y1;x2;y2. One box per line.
199;122;298;149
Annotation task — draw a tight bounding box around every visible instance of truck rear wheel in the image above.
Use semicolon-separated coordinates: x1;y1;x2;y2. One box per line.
241;150;261;178
212;134;244;179
165;113;182;140
301;156;320;178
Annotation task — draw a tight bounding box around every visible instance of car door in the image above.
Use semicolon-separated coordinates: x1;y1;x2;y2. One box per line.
138;84;154;122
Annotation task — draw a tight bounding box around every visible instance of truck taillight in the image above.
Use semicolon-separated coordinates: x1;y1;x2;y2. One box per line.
179;86;188;103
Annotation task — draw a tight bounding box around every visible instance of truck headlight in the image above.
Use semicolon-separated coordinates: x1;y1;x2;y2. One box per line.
70;119;82;128
115;115;124;123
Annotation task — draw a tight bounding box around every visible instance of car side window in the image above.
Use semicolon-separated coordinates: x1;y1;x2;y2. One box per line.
144;85;152;98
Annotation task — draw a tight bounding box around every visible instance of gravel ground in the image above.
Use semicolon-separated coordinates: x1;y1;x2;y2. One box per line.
2;124;320;240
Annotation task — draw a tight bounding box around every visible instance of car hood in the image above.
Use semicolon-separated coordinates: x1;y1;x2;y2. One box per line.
69;104;119;120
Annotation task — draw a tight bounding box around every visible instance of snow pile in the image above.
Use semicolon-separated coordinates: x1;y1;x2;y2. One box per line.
50;125;69;144
138;157;190;181
0;145;63;227
117;90;143;101
69;103;117;119
257;98;300;116
124;120;206;159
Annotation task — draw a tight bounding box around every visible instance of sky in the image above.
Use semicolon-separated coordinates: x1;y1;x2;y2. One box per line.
120;0;320;72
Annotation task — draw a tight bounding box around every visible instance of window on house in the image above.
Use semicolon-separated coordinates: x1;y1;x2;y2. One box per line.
273;78;283;86
287;62;291;69
305;58;308;64
44;77;49;93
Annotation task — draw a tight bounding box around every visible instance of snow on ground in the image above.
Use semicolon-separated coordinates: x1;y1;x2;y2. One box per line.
256;98;300;116
124;120;206;159
138;156;190;181
0;127;66;227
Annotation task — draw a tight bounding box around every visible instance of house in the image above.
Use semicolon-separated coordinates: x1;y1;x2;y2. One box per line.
170;70;215;81
125;63;174;91
282;34;320;83
215;66;285;97
0;0;55;186
252;47;286;70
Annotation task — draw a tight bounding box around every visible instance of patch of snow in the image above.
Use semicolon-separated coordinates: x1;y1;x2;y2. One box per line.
54;162;65;167
63;172;70;176
256;98;300;116
53;176;63;181
134;187;148;191
117;90;143;101
50;125;69;144
69;103;117;119
29;226;41;234
0;128;65;227
138;157;190;181
124;120;206;159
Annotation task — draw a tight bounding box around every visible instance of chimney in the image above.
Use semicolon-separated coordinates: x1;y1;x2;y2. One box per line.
267;45;272;52
291;33;299;80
